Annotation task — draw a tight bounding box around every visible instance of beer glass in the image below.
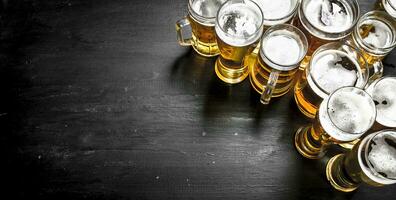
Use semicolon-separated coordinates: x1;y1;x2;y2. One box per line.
294;87;376;159
175;0;226;57
326;130;396;192
339;77;396;150
294;0;360;70
250;24;308;104
214;0;264;84
244;0;300;68
294;42;369;119
376;0;396;18
347;11;396;81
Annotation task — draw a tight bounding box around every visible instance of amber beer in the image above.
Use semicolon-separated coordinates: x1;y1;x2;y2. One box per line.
214;0;264;84
347;11;396;80
244;0;300;67
293;0;360;69
250;24;308;104
294;87;376;159
326;130;396;192
376;0;396;18
176;0;226;57
294;42;369;118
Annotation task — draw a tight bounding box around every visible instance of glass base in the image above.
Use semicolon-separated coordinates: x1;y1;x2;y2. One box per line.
294;126;322;159
326;154;359;192
215;58;249;84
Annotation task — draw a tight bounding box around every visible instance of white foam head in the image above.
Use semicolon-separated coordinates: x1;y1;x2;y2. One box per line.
303;0;355;33
359;130;396;184
367;77;396;127
319;87;376;141
191;0;226;18
359;19;393;49
253;0;298;26
260;28;307;70
215;0;263;46
309;50;362;98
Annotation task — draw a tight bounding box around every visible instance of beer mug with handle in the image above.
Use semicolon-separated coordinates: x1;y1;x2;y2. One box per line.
347;11;396;82
176;0;226;57
250;24;308;104
294;42;369;119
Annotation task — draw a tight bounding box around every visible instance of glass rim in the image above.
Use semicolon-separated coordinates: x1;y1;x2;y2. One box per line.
359;129;396;182
306;42;369;97
354;11;396;54
325;86;376;135
215;0;264;43
188;0;223;26
385;0;396;11
367;76;396;127
259;24;308;70
299;0;360;40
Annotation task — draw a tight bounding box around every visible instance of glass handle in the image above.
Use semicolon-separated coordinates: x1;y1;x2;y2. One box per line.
260;70;280;105
368;61;383;84
175;17;192;46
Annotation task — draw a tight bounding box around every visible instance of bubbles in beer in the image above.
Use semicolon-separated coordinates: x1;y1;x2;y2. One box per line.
191;0;226;18
304;0;353;33
367;131;396;179
327;88;375;134
359;19;393;49
371;78;396;127
263;32;301;65
311;50;358;94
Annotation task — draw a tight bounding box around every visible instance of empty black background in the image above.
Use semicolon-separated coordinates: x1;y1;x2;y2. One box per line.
1;0;395;199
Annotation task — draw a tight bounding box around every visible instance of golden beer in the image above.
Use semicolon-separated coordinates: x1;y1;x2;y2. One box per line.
293;0;360;69
176;0;226;57
294;87;376;159
326;130;396;192
250;24;308;104
347;11;396;80
214;0;264;84
294;42;369;118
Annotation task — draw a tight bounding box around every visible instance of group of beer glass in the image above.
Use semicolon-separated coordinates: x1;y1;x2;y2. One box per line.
176;0;396;192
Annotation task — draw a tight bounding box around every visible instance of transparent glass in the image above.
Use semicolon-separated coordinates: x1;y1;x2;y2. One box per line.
175;0;226;57
294;87;376;159
326;130;396;192
293;0;360;70
249;24;308;104
347;11;396;81
294;42;369;119
214;0;264;84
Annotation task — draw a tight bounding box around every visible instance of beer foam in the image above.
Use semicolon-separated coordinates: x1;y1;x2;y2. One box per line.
367;131;396;180
216;3;262;46
311;50;359;94
304;0;354;33
359;19;393;49
262;33;301;65
254;0;297;23
327;89;375;134
371;78;396;127
191;0;226;18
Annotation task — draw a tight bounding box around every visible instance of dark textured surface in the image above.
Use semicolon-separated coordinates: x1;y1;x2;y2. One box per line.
1;0;396;199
